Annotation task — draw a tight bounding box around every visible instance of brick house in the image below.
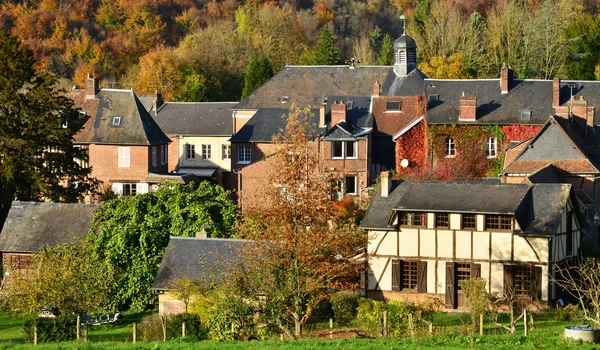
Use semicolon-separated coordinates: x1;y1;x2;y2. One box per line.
69;76;172;195
361;173;582;308
0;201;97;276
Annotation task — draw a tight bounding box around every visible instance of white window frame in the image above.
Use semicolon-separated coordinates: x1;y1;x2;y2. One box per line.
202;144;211;160
445;138;456;157
238;145;251;164
152;146;157;166
485;137;497;158
222;144;231;160
332;141;358;159
345;176;357;195
186;144;195;160
118;147;130;168
123;183;137;196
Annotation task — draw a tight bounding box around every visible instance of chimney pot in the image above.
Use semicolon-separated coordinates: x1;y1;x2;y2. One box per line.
195;228;210;238
373;80;381;97
380;171;392;198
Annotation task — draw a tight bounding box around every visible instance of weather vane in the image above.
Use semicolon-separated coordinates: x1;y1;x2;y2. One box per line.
400;14;406;35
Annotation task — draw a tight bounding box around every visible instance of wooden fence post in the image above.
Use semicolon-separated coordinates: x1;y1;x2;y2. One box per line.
76;316;80;341
34;325;37;345
382;311;388;337
479;313;483;336
408;313;415;338
84;324;88;342
133;323;137;343
429;322;433;335
329;318;333;339
524;309;528;336
182;322;186;338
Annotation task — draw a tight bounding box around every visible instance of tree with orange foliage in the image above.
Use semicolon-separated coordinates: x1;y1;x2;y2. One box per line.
134;47;184;101
233;106;364;339
419;52;473;79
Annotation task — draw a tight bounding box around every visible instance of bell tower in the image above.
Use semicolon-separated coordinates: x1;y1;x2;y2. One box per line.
393;16;417;77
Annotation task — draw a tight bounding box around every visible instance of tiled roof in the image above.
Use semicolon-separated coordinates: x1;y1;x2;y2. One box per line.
371;96;421;136
154;102;236;136
68;89;99;144
0;201;98;253
230;108;322;143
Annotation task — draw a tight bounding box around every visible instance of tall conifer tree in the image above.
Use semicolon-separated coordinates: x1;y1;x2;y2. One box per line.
311;27;341;65
377;33;394;65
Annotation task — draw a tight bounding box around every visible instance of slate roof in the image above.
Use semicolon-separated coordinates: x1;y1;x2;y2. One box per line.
360;181;574;237
0;201;98;253
152;237;253;291
154;102;236;136
90;89;171;145
230;108;322;142
323;95;373;140
559;81;600;117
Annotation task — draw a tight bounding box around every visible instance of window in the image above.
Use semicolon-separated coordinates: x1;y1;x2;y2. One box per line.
400;212;426;227
445;137;456;157
392;260;427;292
202;144;211;160
161;145;167;165
112;117;121;126
435;213;449;228
513;266;532;296
123;183;137;196
386;101;401;111
152;146;157;166
345;176;357;195
462;214;476;230
428;94;439;102
504;265;541;299
331;141;357;159
521;110;531;120
485;215;513;230
456;263;472;290
222;144;231;160
186;144;195;160
485;137;497;158
78;111;86;120
402;261;418;290
238;145;251;164
118;147;130;168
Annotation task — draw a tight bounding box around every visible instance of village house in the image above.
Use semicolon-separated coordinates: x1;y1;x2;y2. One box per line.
360;172;582;308
68;76;173;196
0;201;97;276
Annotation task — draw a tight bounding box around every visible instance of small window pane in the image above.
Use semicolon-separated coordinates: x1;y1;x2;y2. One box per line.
402;261;418;290
346;141;356;158
386;101;401;111
446;138;456;157
345;176;356;195
332;141;343;158
462;214;476;229
436;213;449;228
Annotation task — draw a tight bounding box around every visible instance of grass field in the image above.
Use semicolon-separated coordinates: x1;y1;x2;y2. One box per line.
0;311;594;349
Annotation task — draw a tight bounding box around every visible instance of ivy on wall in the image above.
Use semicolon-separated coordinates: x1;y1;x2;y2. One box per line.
395;120;428;178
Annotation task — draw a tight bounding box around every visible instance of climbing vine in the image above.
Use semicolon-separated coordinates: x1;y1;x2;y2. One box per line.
395;119;429;178
502;125;540;142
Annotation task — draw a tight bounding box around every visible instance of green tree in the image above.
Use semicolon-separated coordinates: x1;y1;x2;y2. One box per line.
241;56;274;100
0;33;95;230
310;27;341;65
565;13;600;80
88;182;238;311
0;244;111;316
377;33;394;65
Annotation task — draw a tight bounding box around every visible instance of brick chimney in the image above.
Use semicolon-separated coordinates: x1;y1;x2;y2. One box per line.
319;102;326;127
195;227;210;238
570;96;595;134
373;80;381;97
459;94;477;121
380;171;392;197
153;90;163;116
331;101;347;125
500;65;513;94
553;78;561;107
85;73;99;98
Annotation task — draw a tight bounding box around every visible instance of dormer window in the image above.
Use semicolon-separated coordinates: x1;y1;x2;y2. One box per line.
112;117;122;126
428;94;439;102
386;101;401;111
281;96;289;103
521;110;531;120
78;111;86;120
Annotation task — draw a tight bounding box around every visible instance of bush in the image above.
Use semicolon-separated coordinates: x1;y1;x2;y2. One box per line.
167;313;206;340
356;298;386;336
140;314;164;342
22;315;76;343
330;291;359;326
356;298;438;338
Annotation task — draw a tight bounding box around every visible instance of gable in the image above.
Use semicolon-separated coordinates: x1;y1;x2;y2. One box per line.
519;122;583;161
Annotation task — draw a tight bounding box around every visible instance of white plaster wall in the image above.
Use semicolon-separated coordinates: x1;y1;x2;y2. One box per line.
399;229;418;257
426;260;436;293
490;262;504;295
455;231;471;259
420;230;436;258
491;232;512;260
450;214;461;230
479;261;490;291
437;261;446;294
437;230;453;258
370;231;397;256
473;232;489;260
178;136;231;171
368;257;390;290
427;213;435;229
513;236;548;263
476;215;484;231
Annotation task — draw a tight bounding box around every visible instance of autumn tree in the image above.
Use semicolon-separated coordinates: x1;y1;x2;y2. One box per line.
241;56;274;99
233;106;364;339
351;35;376;65
419;52;474;79
310;26;341;65
0;244;111;316
134;47;184;101
88;182;238;311
0;33;95;230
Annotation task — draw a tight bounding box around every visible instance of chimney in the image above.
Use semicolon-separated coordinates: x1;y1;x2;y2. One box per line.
380;171;392;198
459;94;477;121
153;90;163;116
500;65;513;94
195;227;210;238
331;101;347;125
373;80;381;97
85;73;99;98
319;102;326;127
571;96;591;133
553;78;561;107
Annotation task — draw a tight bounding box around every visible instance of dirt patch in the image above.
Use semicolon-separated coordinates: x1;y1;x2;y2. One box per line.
309;328;371;339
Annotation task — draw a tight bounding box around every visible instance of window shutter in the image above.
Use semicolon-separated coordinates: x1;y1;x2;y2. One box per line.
471;263;481;279
531;266;542;300
445;262;456;309
137;183;149;194
111;183;123;196
504;265;514;295
391;260;401;291
417;261;428;293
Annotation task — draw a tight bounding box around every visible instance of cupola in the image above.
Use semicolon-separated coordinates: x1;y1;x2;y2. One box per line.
393;33;417;77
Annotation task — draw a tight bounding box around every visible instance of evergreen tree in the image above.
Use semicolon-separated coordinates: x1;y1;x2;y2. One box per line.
310;27;341;65
241;56;274;99
0;33;96;229
377;33;394;65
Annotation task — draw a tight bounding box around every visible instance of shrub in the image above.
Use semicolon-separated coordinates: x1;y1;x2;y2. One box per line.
356;298;438;338
22;315;76;343
140;314;164;342
330;291;359;326
167;313;206;340
356;298;385;336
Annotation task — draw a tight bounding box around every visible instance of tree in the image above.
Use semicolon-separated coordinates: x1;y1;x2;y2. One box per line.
87;182;238;311
233;106;364;338
565;12;600;80
310;26;341;65
554;258;600;327
0;33;95;230
134;47;185;101
377;33;394;65
0;244;111;316
241;56;274;100
459;278;488;331
419;52;474;79
351;35;376;65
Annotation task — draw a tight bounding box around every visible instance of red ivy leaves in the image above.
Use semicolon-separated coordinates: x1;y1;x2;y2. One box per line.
502;125;540;142
395;119;429;178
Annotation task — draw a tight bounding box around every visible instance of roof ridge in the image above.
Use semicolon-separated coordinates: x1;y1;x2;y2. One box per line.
170;236;254;243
